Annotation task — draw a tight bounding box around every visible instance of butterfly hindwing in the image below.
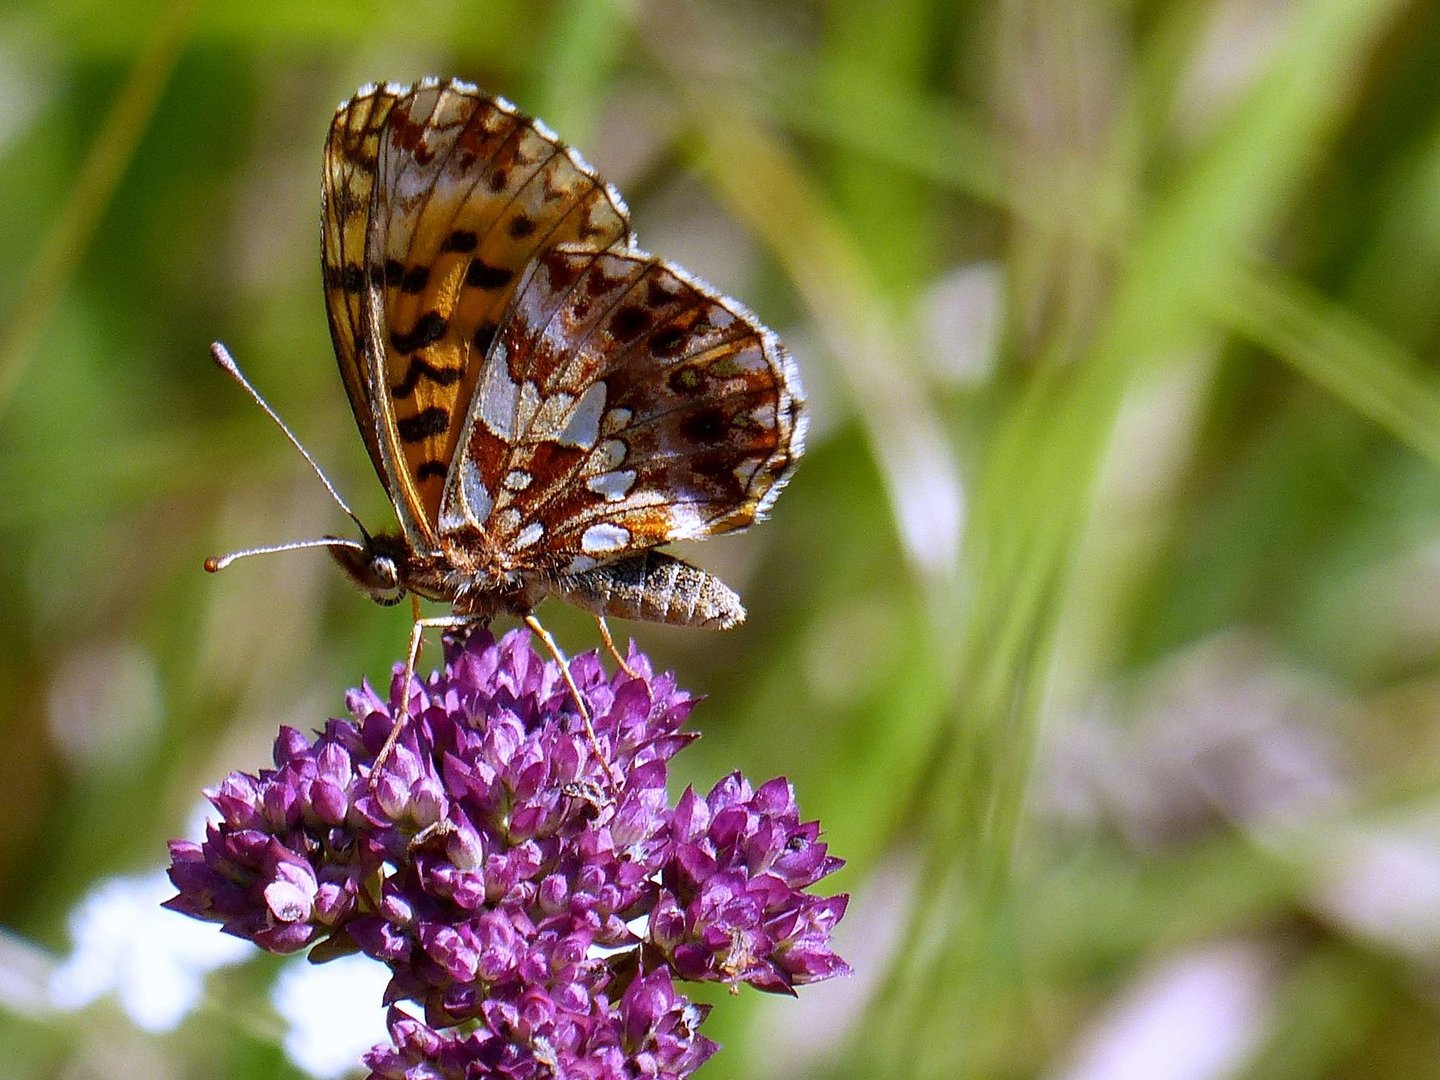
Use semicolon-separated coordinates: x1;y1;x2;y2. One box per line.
321;78;632;544
439;245;806;574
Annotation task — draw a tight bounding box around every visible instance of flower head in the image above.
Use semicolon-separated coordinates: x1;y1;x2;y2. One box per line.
167;629;848;1077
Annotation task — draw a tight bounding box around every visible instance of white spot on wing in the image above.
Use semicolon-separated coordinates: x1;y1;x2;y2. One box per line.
460;459;492;527
514;522;544;549
589;439;627;473
667;504;707;540
503;470;533;491
725;344;768;373
479;346;518;440
565;555;599;574
557;382;606;448
515;380;541;435
397;168;430;200
580;523;631;554
586;470;637;502
602;407;632;435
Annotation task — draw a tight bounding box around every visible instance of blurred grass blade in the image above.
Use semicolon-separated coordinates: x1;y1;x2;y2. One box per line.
0;0;198;411
1217;266;1440;468
763;72;1008;207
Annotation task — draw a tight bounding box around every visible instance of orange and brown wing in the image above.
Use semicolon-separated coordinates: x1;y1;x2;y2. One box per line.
322;81;403;507
321;77;631;546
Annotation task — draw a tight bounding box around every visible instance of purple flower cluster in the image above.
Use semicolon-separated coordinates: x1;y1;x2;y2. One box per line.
166;629;849;1078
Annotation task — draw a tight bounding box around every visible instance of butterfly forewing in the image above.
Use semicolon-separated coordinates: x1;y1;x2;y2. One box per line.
441;246;806;574
321;78;632;542
322;83;404;494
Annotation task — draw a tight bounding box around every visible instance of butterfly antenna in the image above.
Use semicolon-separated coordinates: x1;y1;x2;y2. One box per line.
209;341;371;540
204;537;366;573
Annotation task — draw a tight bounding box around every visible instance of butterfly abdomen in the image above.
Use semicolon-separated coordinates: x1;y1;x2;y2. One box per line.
557;551;744;629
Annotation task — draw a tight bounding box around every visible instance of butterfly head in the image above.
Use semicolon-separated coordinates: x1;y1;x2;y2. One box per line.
331;532;408;606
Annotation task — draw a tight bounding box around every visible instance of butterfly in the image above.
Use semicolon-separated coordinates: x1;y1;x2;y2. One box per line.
209;78;805;742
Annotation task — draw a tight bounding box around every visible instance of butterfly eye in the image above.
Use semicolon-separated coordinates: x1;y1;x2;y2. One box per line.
369;555;404;604
328;540;405;605
370;555;398;587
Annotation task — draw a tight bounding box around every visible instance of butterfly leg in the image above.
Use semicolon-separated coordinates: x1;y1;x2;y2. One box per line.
594;616;638;679
373;612;478;777
523;614;619;789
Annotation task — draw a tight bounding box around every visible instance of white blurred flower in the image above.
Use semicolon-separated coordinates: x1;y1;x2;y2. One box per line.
271;953;392;1079
49;870;250;1031
1310;810;1440;960
1051;941;1278;1080
918;261;1003;387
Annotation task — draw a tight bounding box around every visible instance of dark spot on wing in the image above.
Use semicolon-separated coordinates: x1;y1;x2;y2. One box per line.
325;263;366;293
650;326;688;357
330;188;362;220
690;448;743;489
400;265;430;294
681;406;728;445
610;305;652;341
668;366;704;395
488;168;509;193
392;355;464;398
397;407;450;443
441;229;478;253
472;321;498;355
383;259;405;286
542;252;582;293
465;259;514;290
585;268;619;297
507;213;536;239
416;460;449;481
390;311;448;353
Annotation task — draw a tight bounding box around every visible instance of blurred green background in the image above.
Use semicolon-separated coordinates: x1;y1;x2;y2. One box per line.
5;0;1440;1076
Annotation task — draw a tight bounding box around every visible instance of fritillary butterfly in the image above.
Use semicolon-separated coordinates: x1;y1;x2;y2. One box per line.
319;77;804;628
